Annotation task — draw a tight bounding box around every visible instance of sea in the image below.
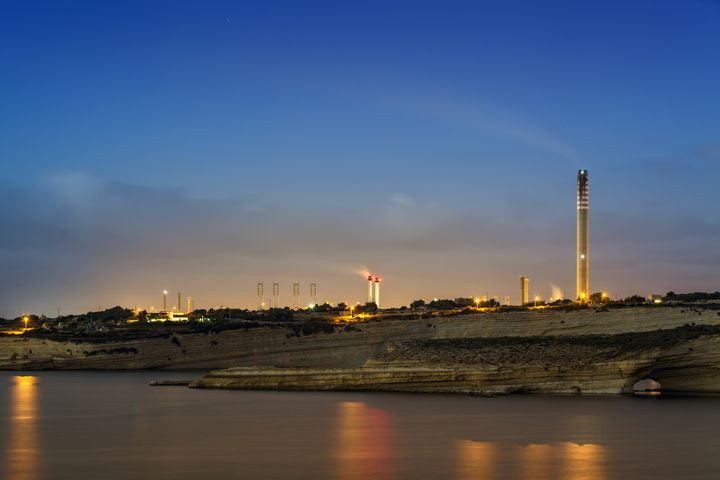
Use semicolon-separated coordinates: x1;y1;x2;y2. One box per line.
1;371;719;479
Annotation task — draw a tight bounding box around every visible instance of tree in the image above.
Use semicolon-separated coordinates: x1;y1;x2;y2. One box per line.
588;292;609;304
410;299;426;309
622;295;646;304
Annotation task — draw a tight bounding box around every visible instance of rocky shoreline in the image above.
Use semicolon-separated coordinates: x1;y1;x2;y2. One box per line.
191;324;720;395
4;307;720;394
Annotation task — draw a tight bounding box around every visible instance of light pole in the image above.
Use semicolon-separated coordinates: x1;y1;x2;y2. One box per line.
23;315;29;331
534;296;540;307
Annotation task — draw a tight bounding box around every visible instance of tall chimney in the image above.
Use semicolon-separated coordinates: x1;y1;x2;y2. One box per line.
577;170;589;301
374;277;381;309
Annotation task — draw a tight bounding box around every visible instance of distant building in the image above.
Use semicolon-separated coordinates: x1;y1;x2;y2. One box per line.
520;276;529;305
649;294;664;305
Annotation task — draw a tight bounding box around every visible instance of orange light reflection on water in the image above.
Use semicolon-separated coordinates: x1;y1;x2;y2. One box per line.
456;440;604;480
456;440;496;480
335;401;393;480
6;375;39;480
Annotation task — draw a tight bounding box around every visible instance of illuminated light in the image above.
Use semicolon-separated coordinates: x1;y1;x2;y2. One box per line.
308;303;316;309
580;254;586;260
163;290;168;295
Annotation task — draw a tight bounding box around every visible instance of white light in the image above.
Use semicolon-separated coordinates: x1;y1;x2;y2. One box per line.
580;254;586;259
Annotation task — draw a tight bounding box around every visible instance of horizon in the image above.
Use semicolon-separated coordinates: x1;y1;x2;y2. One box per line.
2;1;720;317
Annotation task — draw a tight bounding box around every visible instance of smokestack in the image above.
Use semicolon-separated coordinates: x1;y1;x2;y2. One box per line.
367;275;374;304
310;283;317;305
374;276;381;309
186;296;192;314
577;170;589;301
162;290;167;312
177;292;181;311
520;276;529;306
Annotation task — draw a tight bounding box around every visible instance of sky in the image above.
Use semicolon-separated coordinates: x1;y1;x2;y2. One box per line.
1;0;719;317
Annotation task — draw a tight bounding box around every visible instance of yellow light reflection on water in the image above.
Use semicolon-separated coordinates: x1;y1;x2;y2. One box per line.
456;440;496;480
335;401;393;480
456;440;604;480
519;443;554;478
562;442;605;480
6;375;38;480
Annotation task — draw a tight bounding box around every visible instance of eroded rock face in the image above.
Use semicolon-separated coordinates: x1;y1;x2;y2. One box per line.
1;306;719;394
192;325;720;395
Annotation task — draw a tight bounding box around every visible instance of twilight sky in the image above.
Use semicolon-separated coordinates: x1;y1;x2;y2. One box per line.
1;0;719;317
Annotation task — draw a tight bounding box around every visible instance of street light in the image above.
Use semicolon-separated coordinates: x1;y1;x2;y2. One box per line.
349;305;355;318
534;296;540;307
22;315;29;331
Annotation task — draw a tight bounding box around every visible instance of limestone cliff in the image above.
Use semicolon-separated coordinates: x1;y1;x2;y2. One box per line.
191;325;720;395
0;307;720;393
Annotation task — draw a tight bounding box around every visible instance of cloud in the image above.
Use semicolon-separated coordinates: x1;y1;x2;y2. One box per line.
376;93;579;161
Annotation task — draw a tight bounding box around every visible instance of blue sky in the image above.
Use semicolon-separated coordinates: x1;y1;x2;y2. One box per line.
1;0;719;316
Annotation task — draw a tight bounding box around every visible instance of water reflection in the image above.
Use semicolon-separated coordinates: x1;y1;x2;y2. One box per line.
457;440;604;480
519;443;553;478
562;442;605;480
335;401;393;480
456;440;496;480
6;375;39;480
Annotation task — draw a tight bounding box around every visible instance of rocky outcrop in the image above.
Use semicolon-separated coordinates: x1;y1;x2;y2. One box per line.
192;325;720;395
1;306;718;376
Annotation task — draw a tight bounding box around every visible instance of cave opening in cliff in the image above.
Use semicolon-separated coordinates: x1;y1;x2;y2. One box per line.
632;378;662;395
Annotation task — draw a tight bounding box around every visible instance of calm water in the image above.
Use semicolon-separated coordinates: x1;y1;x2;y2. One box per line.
1;372;719;479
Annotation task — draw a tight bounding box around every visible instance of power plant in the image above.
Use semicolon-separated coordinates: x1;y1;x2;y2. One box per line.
158;169;591;312
577;169;589;300
367;275;382;308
